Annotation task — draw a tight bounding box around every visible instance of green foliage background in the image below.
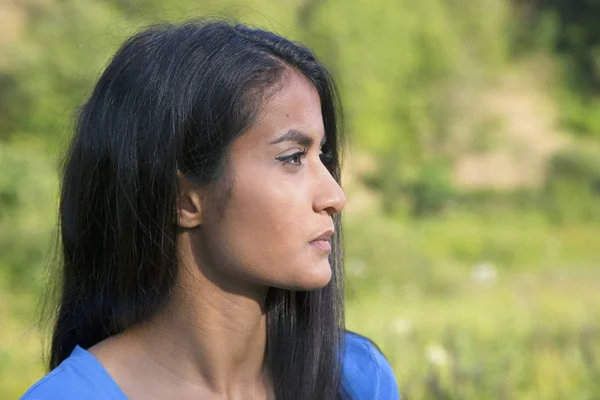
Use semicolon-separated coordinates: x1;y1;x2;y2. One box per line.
2;0;600;398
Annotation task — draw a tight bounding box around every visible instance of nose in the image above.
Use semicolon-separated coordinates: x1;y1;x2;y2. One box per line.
313;165;346;216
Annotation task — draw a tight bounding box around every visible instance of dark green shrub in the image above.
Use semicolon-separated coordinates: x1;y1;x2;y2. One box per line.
544;145;600;222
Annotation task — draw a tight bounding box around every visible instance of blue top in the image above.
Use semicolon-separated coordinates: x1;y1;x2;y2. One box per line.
21;332;399;399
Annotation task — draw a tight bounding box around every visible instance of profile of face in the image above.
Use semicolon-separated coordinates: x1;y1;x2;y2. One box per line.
179;69;346;292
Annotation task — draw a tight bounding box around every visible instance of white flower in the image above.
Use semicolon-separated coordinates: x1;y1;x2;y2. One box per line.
471;261;498;285
425;344;448;366
391;318;414;335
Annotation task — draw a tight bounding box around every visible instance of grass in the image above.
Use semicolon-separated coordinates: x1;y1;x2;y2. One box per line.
343;207;600;399
347;272;600;399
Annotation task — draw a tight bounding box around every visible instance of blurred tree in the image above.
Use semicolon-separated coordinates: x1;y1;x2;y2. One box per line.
539;0;600;90
514;0;600;137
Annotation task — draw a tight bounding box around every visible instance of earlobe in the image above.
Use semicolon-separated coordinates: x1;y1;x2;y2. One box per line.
177;172;204;229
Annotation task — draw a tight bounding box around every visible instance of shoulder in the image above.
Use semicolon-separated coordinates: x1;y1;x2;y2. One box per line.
20;362;100;400
342;331;400;400
20;346;118;400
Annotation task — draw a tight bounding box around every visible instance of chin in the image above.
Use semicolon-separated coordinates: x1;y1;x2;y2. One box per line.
284;259;333;291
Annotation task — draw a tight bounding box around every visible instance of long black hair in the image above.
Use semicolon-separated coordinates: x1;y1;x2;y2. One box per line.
46;19;350;399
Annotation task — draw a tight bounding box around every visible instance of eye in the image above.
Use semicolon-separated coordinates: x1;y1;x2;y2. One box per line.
277;149;308;166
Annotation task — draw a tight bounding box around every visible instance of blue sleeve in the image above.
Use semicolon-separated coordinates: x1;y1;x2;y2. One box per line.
20;366;87;400
343;333;400;399
370;342;401;399
20;363;108;400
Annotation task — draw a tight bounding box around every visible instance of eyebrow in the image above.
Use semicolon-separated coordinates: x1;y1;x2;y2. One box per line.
268;129;326;147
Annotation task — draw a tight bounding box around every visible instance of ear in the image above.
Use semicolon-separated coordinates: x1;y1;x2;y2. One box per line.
177;171;204;229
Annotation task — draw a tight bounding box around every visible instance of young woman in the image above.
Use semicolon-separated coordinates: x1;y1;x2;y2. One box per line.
21;20;399;400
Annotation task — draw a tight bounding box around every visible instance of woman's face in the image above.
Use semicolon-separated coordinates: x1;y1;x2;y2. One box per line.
195;70;346;292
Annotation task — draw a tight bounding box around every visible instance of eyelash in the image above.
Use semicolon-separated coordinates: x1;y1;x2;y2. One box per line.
277;149;333;166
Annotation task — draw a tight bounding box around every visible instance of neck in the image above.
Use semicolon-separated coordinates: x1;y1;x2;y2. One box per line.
116;233;273;398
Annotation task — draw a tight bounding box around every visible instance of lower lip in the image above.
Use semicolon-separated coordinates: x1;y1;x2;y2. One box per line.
310;240;332;251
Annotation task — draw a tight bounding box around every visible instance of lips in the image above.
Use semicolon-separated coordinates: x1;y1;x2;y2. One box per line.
310;239;332;251
310;228;334;252
311;229;334;242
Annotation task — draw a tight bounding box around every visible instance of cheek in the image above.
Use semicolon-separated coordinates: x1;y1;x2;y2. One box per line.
217;172;315;284
232;176;301;252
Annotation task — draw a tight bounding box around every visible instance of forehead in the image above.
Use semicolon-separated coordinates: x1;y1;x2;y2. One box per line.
241;70;325;147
